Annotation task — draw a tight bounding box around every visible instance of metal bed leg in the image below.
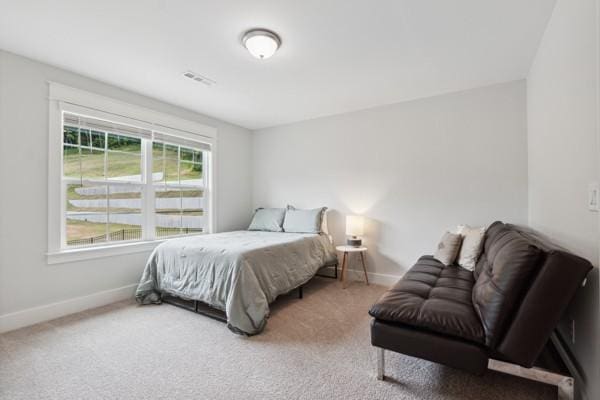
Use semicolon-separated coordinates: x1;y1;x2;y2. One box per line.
335;262;338;279
376;347;385;380
316;262;339;279
162;294;227;323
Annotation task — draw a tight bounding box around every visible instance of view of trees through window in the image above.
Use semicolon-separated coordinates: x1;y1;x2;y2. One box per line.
63;118;205;247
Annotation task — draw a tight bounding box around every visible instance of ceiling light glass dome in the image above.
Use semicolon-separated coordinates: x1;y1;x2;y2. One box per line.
242;29;281;59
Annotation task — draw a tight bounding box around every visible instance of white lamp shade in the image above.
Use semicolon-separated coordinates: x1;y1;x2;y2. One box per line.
346;215;364;237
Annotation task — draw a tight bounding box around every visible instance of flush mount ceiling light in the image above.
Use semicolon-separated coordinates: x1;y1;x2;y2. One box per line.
242;29;281;59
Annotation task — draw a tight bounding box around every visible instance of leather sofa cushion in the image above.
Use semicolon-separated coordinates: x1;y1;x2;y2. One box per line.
369;256;485;343
472;222;543;347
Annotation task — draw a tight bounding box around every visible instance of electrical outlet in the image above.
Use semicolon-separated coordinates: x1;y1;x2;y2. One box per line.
588;183;599;211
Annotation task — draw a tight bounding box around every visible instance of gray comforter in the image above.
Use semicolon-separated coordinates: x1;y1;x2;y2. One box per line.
135;231;337;335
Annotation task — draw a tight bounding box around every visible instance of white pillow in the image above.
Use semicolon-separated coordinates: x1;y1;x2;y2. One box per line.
434;232;463;266
456;225;486;270
248;208;285;232
321;209;334;244
283;206;327;233
321;209;329;234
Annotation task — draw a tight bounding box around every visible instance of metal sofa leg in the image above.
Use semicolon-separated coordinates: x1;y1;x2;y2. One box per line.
488;359;574;400
376;347;385;380
557;377;574;400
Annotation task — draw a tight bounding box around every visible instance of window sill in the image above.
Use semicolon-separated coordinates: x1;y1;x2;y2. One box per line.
46;240;164;265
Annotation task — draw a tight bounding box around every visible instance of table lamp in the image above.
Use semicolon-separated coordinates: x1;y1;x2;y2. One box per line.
346;215;364;247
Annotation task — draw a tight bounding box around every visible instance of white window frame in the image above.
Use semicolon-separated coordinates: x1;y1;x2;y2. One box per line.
47;82;217;264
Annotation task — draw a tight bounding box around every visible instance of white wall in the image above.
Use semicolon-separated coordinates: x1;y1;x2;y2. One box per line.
528;0;599;264
0;50;253;327
527;0;599;399
253;81;528;282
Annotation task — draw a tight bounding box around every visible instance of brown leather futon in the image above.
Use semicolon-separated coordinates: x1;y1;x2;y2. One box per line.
369;221;592;399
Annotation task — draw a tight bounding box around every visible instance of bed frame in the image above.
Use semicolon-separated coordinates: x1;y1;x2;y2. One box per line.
161;262;338;323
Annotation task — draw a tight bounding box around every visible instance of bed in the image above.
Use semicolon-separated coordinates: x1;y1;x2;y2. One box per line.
135;230;337;335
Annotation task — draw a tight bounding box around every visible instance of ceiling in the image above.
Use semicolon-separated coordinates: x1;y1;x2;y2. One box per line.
0;0;556;130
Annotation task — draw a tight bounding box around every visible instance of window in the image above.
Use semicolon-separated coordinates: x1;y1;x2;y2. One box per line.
48;83;216;262
152;138;204;239
62;113;209;248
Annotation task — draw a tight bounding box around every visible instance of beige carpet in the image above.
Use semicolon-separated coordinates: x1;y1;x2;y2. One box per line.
0;277;554;400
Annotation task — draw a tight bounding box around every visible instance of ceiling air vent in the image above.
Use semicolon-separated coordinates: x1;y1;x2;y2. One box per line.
182;71;216;86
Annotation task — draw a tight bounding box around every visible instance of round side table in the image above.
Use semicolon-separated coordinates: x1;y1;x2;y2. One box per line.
335;245;368;288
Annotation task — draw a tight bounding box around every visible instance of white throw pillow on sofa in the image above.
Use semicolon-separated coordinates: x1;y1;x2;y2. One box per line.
433;232;463;266
456;225;486;270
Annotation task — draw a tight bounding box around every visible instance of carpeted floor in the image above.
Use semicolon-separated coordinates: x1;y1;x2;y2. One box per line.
0;277;554;400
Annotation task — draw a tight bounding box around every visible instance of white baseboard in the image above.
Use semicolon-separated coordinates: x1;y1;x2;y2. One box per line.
321;266;400;287
347;268;401;286
0;268;398;334
0;284;137;334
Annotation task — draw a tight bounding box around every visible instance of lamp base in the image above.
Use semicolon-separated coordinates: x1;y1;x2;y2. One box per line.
347;237;362;247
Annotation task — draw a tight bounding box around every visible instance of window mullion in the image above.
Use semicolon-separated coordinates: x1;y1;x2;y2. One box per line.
106;184;110;243
178;146;182;234
142;139;155;240
77;121;82;185
204;150;209;234
60;179;67;248
104;132;109;242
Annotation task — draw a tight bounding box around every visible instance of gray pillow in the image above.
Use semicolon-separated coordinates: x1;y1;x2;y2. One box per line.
283;206;327;233
248;208;285;232
433;231;463;266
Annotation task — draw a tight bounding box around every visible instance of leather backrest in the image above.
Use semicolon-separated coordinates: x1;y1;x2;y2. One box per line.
494;226;592;367
472;222;544;347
